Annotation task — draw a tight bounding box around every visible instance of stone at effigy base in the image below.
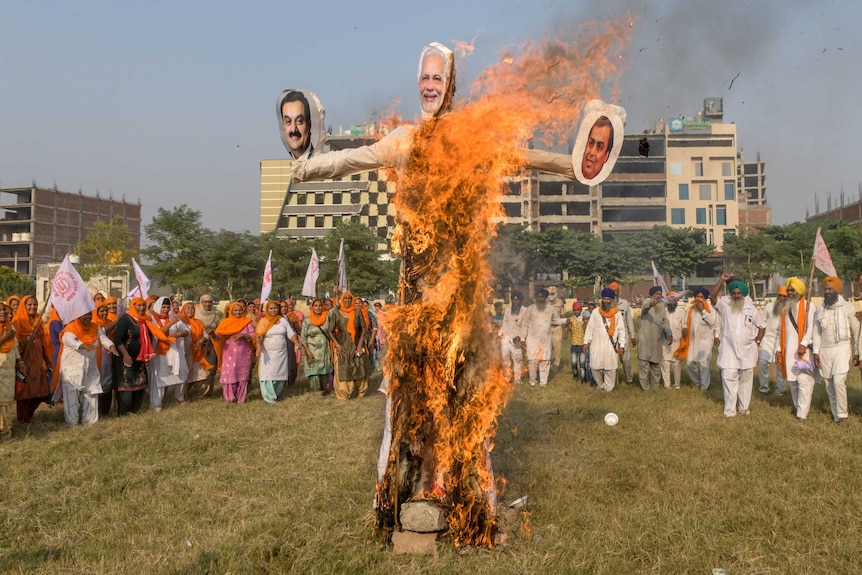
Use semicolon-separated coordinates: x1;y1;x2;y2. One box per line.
399;501;447;533
391;531;438;556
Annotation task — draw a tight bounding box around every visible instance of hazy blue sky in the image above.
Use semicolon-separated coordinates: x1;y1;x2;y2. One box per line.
1;1;859;233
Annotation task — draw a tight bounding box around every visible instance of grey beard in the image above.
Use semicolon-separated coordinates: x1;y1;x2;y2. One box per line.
730;298;745;314
601;303;612;312
772;300;786;315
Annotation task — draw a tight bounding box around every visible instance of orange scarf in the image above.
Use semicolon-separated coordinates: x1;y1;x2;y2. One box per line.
92;303;112;329
255;310;282;338
675;301;712;359
52;317;102;392
180;305;213;371
6;295;20;311
597;305;619;337
12;296;53;362
308;307;328;327
104;297;118;322
778;298;807;379
0;316;15;353
127;297;174;362
338;292;358;342
213;302;253;370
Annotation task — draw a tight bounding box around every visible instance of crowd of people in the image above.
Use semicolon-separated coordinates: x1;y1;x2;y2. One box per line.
494;273;861;422
0;289;390;438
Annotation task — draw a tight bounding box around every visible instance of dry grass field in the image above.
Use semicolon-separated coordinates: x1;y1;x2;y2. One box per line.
2;363;861;574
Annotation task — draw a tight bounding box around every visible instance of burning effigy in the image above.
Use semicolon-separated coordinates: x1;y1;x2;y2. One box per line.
291;19;629;548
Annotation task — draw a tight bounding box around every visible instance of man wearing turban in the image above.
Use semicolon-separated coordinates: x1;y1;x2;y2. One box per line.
813;276;859;423
774;277;816;419
637;286;672;390
710;272;766;417
608;281;636;385
583;288;626;391
519;288;568;387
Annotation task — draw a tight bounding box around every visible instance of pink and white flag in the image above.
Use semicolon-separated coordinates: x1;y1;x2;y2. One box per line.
337;238;348;293
812;227;838;277
651;260;669;296
50;254;95;324
260;250;273;304
132;258;151;298
302;248;320;298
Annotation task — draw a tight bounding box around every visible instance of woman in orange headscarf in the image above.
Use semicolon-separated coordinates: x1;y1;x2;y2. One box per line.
301;298;332;393
212;302;255;403
255;300;300;404
328;291;368;400
180;301;213;399
113;297;173;415
92;302;118;417
0;302;21;437
12;295;53;423
6;295;20;317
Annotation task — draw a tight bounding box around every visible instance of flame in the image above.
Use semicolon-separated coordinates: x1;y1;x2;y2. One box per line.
454;33;478;58
376;18;629;548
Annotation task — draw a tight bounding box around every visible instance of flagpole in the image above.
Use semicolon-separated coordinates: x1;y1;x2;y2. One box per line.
806;257;815;309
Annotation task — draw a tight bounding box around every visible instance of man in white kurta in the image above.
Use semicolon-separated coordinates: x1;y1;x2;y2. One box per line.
661;295;686;389
583;289;626;392
59;313;116;426
685;288;717;391
813;277;859;424
499;291;526;385
710;273;765;417
758;287;787;395
777;278;816;420
519;288;568;387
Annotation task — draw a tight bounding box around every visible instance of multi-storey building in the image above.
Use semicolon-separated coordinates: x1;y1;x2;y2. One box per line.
260;132;395;251
0;185;141;277
737;149;771;231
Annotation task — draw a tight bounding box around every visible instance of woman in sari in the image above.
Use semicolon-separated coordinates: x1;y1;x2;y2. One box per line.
328;292;368;400
180;301;212;398
301;299;332;393
213;302;255;403
0;303;21;438
114;297;173;415
12;295;53;423
256;301;300;404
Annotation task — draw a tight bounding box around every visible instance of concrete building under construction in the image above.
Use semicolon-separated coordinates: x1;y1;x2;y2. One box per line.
0;185;141;277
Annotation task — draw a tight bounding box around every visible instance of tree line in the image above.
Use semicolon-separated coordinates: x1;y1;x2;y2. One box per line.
46;207;862;304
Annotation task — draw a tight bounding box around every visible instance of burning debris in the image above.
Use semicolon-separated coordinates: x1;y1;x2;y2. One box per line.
373;21;629;549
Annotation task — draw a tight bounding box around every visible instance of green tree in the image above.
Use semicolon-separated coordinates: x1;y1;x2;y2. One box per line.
142;205;213;293
200;231;262;301
650;226;716;282
722;230;779;291
74;215;138;282
320;222;399;297
0;266;35;299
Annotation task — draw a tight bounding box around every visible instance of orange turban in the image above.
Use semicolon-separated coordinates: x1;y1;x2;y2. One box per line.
777;286;787;296
822;276;844;292
608;282;621;293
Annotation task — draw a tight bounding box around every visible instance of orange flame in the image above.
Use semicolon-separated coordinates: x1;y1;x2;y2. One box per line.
376;18;629;548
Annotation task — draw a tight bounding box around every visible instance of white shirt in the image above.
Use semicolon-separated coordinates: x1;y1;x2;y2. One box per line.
715;295;765;370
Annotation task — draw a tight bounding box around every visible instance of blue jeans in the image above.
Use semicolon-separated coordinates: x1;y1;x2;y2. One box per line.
570;345;586;381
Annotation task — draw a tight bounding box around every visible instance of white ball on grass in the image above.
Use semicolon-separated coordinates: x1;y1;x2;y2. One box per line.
604;412;619;426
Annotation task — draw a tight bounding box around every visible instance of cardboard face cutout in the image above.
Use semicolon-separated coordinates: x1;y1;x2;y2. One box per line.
417;42;455;120
277;89;326;160
571;100;626;185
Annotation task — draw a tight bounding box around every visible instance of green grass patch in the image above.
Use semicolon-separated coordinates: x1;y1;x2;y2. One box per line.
2;368;861;574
